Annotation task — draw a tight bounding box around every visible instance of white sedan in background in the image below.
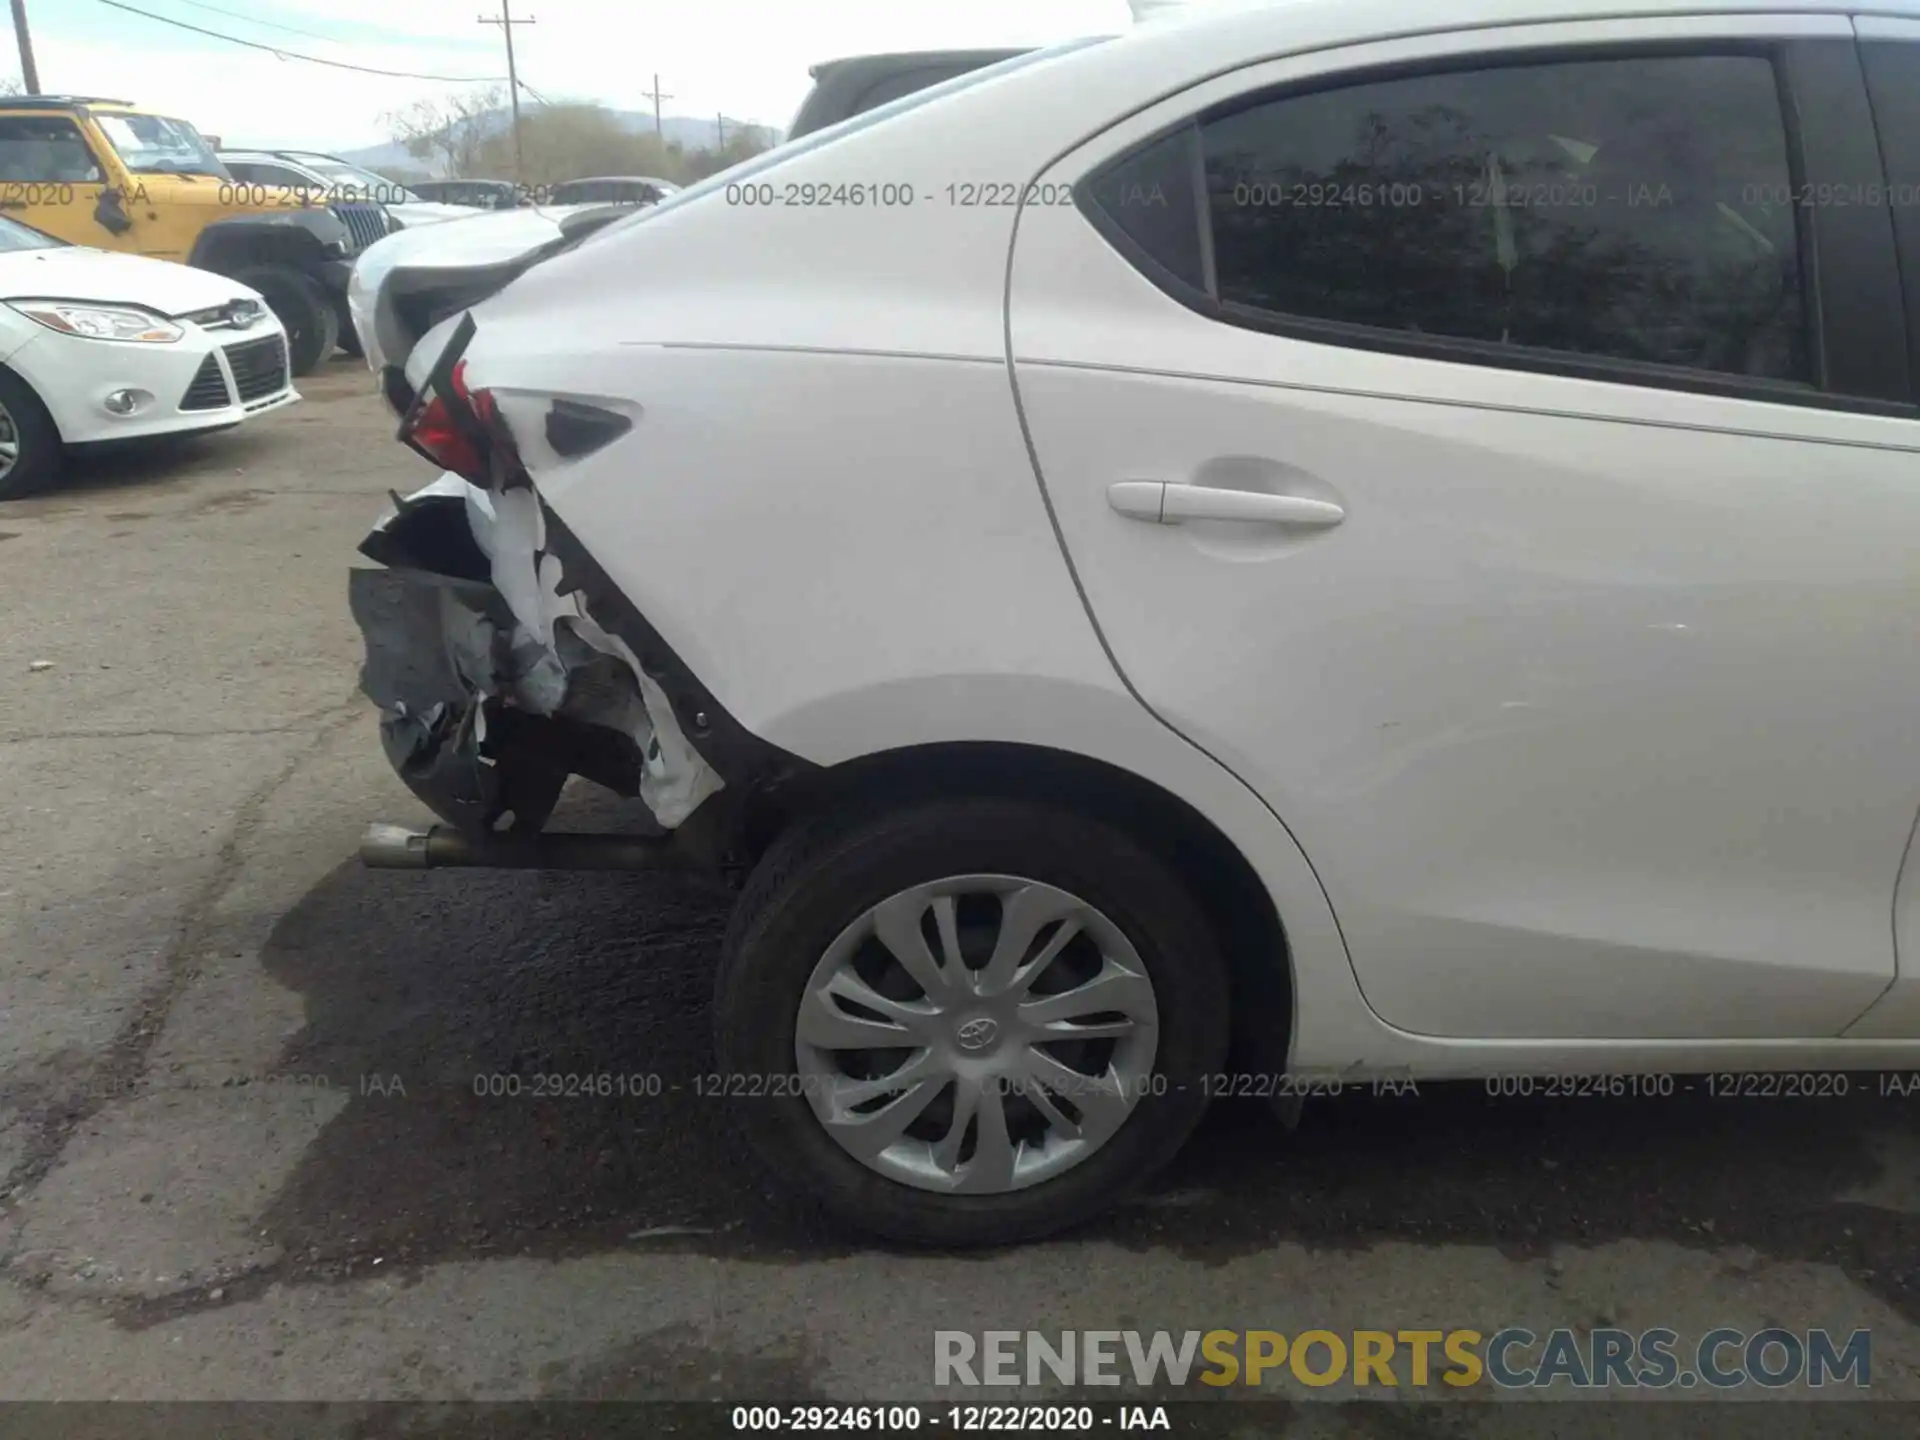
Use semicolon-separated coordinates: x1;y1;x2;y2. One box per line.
0;215;295;500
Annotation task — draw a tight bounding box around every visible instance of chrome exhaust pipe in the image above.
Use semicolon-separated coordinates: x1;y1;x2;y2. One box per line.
359;823;692;872
360;823;435;868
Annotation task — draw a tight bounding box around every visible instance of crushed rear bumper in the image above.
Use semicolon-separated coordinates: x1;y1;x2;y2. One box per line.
349;473;798;841
348;296;813;850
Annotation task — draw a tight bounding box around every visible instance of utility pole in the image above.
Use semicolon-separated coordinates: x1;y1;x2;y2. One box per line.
645;73;673;140
477;2;534;178
10;0;39;94
715;112;725;148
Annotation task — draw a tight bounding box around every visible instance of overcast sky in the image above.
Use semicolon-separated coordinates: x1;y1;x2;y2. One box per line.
26;0;1136;151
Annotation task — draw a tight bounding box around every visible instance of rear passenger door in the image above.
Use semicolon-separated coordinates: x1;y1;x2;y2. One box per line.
1010;16;1920;1040
1853;19;1920;1040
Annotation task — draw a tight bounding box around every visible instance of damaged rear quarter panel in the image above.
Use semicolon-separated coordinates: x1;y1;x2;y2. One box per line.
477;473;724;826
354;466;723;833
404;73;1131;771
430;107;1162;778
469;339;1129;764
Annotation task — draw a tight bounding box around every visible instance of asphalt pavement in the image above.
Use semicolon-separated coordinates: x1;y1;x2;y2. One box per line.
0;362;1915;1430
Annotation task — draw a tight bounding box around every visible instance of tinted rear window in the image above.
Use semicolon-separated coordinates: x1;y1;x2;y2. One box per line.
1086;51;1809;384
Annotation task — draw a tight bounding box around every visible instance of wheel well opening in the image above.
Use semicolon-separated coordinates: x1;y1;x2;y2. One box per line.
754;741;1294;1073
0;362;59;439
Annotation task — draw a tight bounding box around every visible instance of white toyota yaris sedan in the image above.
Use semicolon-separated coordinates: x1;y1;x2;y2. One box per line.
0;215;295;499
346;0;1920;1244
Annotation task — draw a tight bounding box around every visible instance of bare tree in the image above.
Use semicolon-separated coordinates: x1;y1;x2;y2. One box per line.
381;85;508;177
0;75;22;96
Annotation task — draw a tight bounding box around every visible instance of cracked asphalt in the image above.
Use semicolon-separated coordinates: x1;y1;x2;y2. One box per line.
1;362;1917;1429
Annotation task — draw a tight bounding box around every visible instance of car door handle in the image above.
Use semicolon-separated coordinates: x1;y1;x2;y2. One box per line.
1107;481;1345;527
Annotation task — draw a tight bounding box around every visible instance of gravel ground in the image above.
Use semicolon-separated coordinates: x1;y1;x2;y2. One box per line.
0;362;1915;1432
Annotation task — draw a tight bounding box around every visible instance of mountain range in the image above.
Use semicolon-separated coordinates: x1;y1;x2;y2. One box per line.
338;108;787;176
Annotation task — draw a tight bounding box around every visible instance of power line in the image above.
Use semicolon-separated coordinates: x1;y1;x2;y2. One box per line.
152;0;352;43
95;0;508;83
143;0;501;58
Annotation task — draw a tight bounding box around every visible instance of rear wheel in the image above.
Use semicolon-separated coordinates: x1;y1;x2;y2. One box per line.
715;798;1230;1246
0;367;62;501
235;265;338;376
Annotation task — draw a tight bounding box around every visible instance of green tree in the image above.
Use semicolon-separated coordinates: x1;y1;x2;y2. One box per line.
474;104;774;186
384;90;778;187
681;127;774;182
474;104;673;184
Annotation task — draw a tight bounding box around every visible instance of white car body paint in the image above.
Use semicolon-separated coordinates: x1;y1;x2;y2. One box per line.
366;0;1920;1075
0;246;261;314
1009;11;1915;1044
386;201;485;228
1869;811;1920;1038
0;242;294;443
348;205;610;375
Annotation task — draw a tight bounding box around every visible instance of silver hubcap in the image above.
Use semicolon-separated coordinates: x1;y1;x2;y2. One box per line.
794;875;1160;1194
0;399;19;479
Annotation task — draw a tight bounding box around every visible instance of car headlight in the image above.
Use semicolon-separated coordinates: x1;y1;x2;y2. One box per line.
10;301;182;343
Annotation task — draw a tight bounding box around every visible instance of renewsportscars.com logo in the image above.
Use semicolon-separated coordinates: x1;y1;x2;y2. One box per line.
934;1327;1871;1391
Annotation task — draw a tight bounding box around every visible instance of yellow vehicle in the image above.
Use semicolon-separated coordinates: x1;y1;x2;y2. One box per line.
0;96;398;373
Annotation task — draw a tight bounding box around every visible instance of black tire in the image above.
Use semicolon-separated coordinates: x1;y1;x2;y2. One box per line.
0;366;62;501
714;797;1230;1246
333;293;363;358
234;265;338;376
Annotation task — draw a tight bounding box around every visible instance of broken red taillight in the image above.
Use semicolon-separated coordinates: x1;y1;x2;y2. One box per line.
397;316;526;486
404;359;496;482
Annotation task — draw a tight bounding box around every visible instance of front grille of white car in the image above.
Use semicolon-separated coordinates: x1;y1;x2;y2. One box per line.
178;335;288;412
226;334;289;403
180;354;229;411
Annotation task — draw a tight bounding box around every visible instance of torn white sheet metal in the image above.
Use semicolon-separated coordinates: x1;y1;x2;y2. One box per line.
486;487;724;826
373;472;724;828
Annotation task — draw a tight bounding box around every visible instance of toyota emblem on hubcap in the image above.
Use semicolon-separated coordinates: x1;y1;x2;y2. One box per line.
955;1017;999;1051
